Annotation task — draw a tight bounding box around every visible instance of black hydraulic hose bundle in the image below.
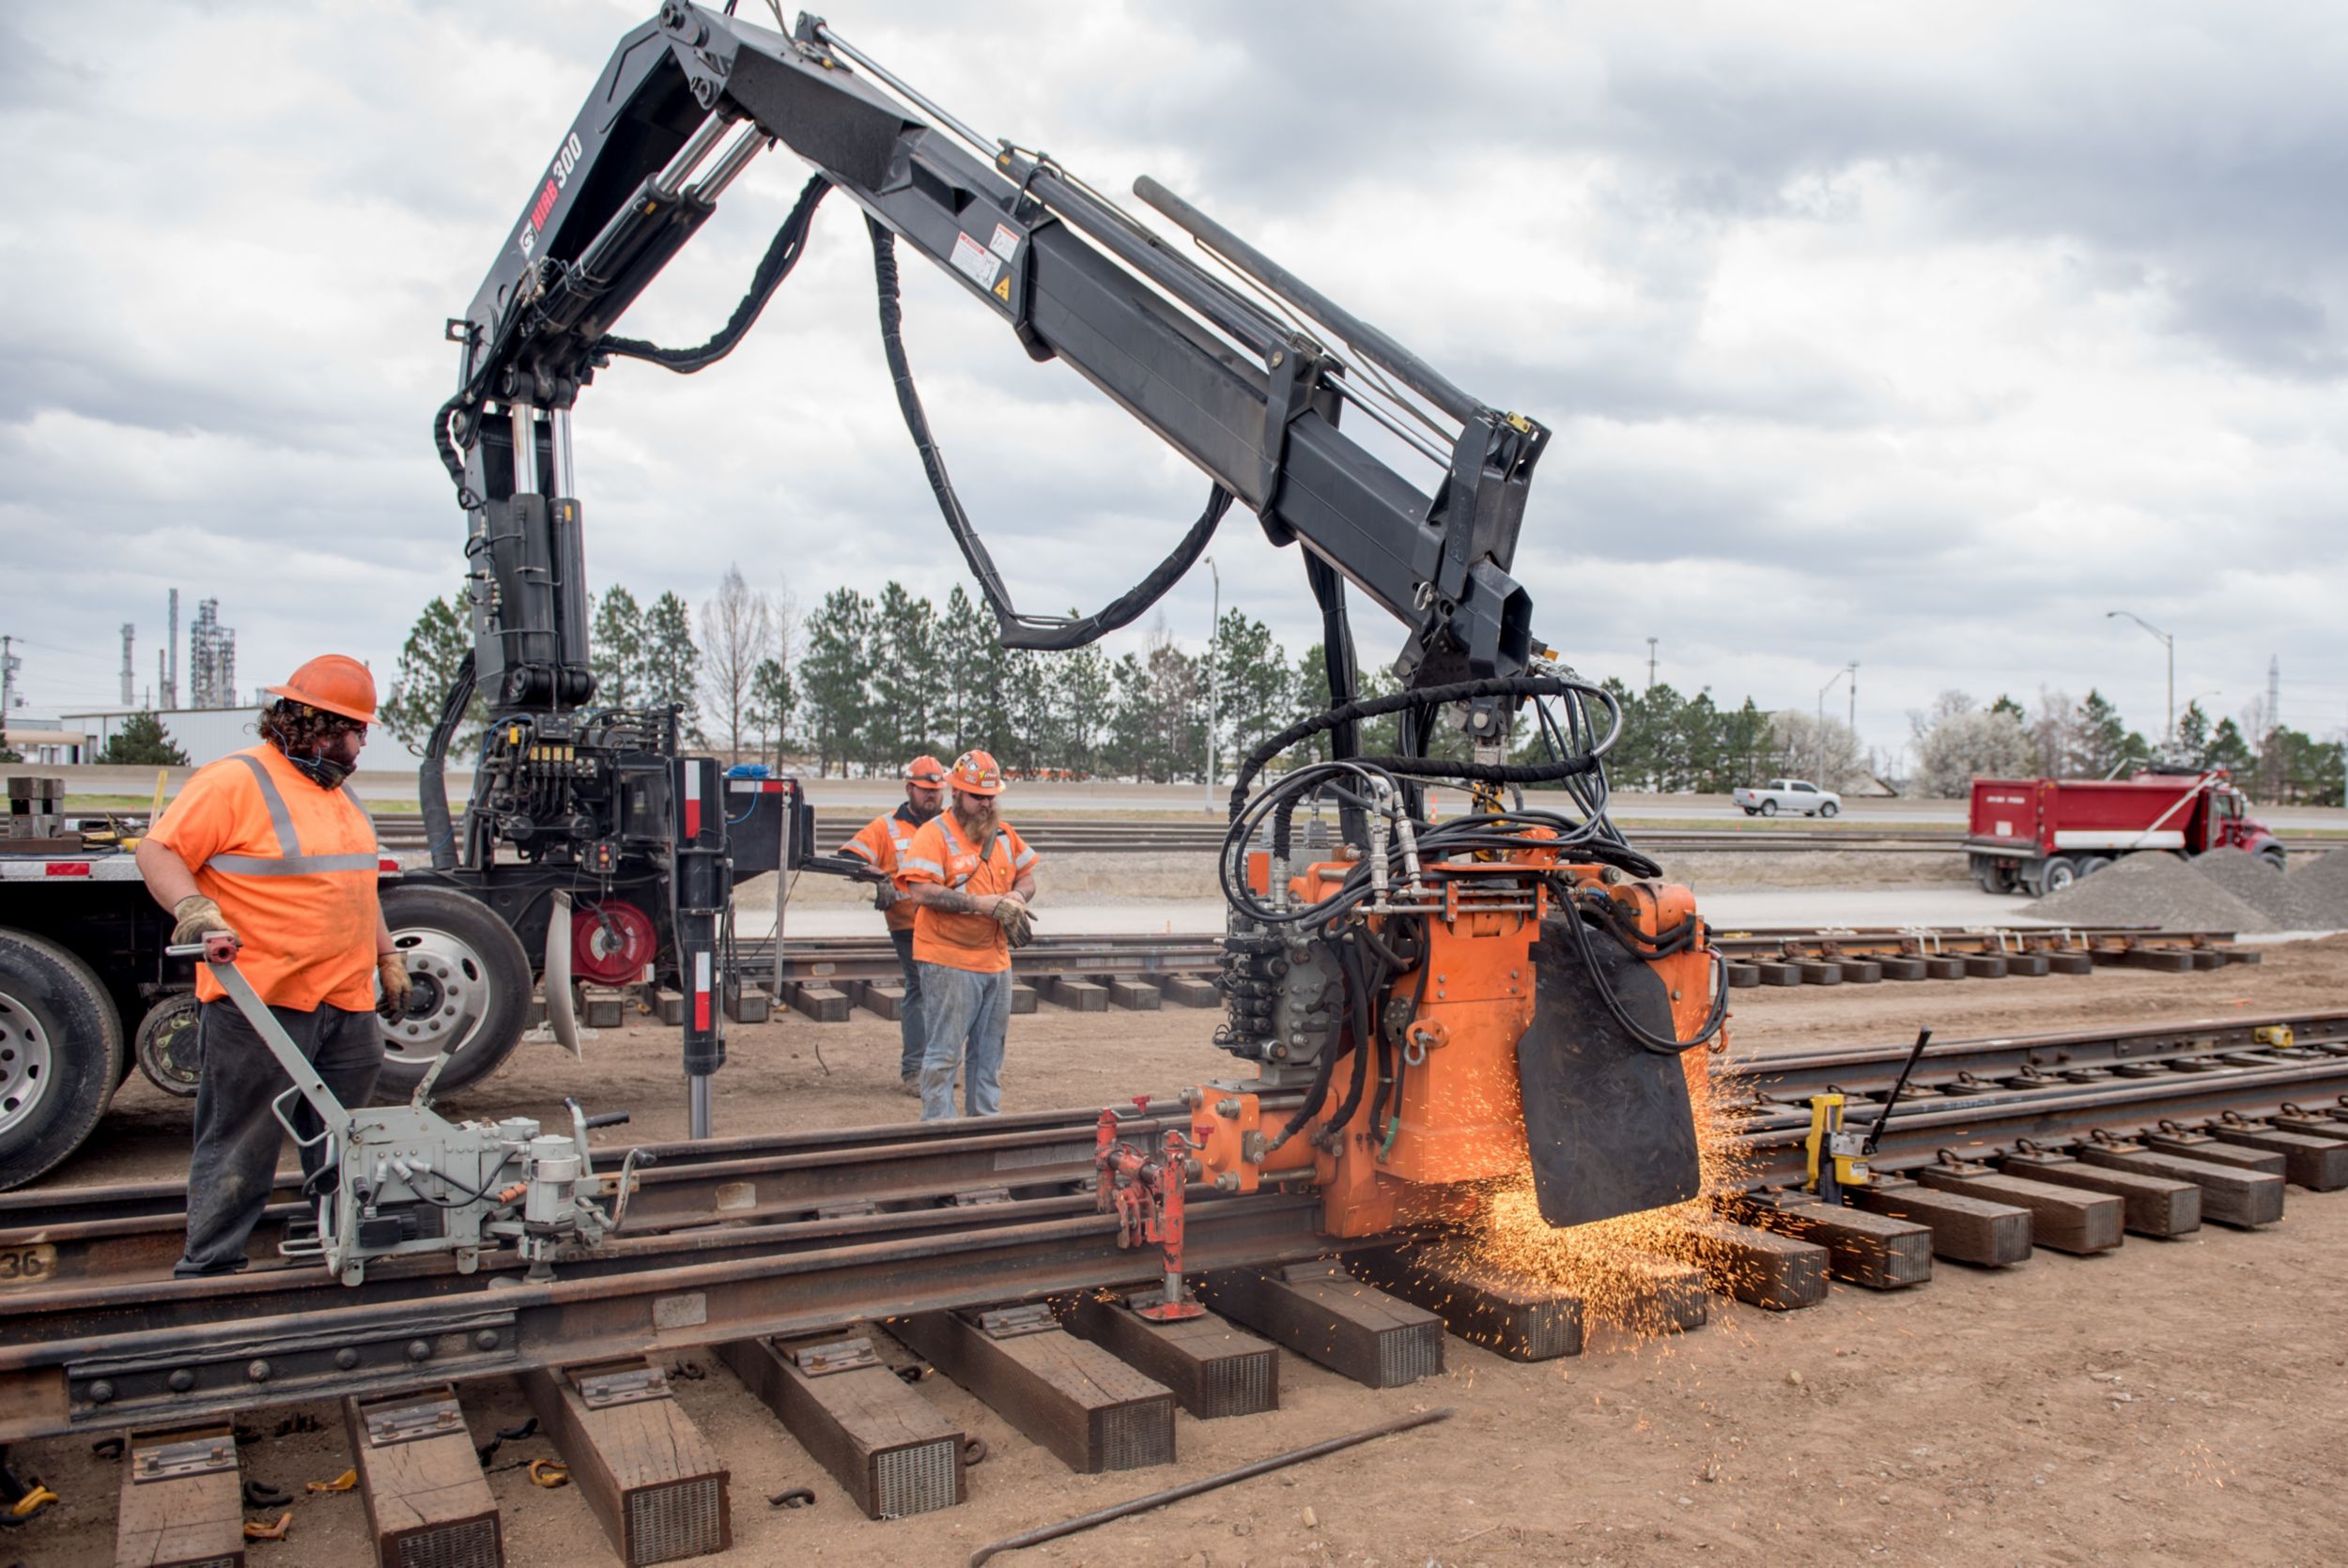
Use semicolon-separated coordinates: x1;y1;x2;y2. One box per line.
601;173;832;372
866;216;1233;652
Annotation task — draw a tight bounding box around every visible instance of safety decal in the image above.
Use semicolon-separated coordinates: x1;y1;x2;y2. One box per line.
992;274;1012;303
988;222;1022;262
950;231;1002;291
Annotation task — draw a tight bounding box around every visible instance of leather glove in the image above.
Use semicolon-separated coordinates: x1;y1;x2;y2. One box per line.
172;894;230;945
376;951;414;1021
873;883;902;912
992;897;1037;948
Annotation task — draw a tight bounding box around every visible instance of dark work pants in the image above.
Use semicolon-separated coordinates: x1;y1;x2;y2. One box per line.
889;927;928;1081
177;998;383;1276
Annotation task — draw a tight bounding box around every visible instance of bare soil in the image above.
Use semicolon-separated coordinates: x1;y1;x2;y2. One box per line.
17;941;2348;1566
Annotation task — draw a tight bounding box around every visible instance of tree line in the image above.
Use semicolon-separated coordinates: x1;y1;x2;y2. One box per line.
377;575;2345;803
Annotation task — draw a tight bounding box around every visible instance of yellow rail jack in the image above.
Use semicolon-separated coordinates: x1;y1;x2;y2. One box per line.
1805;1027;1933;1205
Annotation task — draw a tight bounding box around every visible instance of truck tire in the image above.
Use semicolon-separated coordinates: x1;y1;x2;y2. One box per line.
0;928;128;1191
2077;855;2113;880
1741;807;1757;817
2038;856;2078;896
376;885;531;1101
1758;800;1778;818
2258;845;2287;872
1818;801;1839;819
1971;858;2018;895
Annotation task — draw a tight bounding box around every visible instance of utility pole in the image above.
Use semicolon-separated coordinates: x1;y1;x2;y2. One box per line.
1817;664;1855;787
1202;557;1219;811
1848;661;1859;766
2106;609;2174;744
119;623;135;706
0;636;17;731
1645;637;1657;691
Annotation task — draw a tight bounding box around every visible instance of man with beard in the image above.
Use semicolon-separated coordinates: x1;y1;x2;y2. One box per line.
896;750;1039;1119
134;655;403;1275
841;754;949;1097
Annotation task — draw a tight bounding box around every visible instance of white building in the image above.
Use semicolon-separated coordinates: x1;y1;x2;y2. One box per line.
60;706;267;767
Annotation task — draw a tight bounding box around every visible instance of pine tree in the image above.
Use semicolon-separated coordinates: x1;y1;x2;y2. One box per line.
1054;643;1113;777
642;591;703;740
591;586;649;707
872;582;941;763
99;711;191;766
379;591;483;755
749;655;795;768
1208;609;1289;776
800;588;876;776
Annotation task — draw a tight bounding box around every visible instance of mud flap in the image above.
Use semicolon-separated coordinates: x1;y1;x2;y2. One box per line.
1515;915;1701;1227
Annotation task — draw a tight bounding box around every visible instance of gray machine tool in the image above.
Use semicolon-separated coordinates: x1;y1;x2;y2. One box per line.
169;933;642;1284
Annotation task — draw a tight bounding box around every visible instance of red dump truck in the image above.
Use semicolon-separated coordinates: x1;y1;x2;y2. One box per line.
1965;767;2283;896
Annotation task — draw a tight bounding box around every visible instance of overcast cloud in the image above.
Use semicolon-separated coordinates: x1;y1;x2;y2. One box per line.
3;0;2342;768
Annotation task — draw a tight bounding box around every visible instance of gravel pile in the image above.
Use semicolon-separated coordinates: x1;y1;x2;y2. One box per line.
2281;847;2348;930
2029;852;2276;932
2189;849;2300;926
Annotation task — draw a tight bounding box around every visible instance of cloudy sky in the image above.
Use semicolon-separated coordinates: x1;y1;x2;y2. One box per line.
5;0;2343;768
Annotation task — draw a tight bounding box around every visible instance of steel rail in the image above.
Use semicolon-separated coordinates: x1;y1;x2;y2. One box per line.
742;925;2242;983
0;1012;2340;1447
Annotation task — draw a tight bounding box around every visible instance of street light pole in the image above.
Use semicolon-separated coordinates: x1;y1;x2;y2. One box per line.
1203;557;1219;811
1818;665;1854;786
2106;609;2175;744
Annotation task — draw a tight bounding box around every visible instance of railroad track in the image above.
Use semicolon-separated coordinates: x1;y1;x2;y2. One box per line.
743;923;2245;992
6;1011;2341;1560
367;812;2344;857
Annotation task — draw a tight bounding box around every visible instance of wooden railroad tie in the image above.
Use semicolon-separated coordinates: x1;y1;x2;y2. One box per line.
891;1304;1176;1474
520;1359;731;1566
716;1333;965;1521
1058;1290;1281;1418
2085;1145;2282;1230
115;1422;246;1568
1847;1176;2034;1267
1345;1242;1587;1360
343;1386;502;1568
1730;1192;1935;1290
1997;1148;2201;1237
1912;1161;2124;1255
1200;1261;1447;1388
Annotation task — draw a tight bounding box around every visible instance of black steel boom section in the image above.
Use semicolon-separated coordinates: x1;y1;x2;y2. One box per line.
442;3;1547;690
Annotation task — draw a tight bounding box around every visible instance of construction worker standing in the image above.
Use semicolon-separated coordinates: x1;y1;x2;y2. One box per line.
840;755;948;1097
133;656;407;1276
897;750;1039;1120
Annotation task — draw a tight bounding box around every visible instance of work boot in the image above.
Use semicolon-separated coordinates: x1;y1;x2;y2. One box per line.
898;1074;921;1099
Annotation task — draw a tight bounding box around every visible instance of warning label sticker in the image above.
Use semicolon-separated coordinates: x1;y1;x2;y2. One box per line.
989;223;1022;262
950;231;1002;291
993;274;1012;303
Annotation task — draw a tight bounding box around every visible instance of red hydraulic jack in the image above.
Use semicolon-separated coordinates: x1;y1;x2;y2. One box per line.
1094;1099;1206;1321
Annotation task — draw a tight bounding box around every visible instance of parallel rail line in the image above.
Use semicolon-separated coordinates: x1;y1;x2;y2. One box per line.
744;925;2244;985
1;1010;2343;1444
366;813;2342;858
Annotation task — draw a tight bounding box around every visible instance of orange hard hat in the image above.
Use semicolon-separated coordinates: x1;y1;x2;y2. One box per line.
948;749;1004;796
266;654;377;724
904;754;949;785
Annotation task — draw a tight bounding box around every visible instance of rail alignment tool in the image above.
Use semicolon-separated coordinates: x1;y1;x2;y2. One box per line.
168;934;644;1284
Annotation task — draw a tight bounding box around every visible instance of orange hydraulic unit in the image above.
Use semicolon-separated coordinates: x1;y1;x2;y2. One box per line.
1185;845;1718;1240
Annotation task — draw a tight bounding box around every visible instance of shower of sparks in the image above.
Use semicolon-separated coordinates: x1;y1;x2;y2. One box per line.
1435;1059;1769;1343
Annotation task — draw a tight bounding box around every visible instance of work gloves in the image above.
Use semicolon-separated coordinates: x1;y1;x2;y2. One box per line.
992;896;1037;949
171;894;231;945
377;952;414;1021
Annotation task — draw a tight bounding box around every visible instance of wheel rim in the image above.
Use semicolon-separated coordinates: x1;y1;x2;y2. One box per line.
0;987;56;1137
382;925;498;1066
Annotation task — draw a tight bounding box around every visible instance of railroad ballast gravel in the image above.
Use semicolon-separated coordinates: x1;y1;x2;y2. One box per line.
2029;852;2278;931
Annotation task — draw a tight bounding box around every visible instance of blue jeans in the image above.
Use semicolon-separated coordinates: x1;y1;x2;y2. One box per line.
915;961;1011;1120
889;928;927;1081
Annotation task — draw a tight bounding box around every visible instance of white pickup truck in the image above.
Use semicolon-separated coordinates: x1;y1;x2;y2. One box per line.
1733;779;1842;818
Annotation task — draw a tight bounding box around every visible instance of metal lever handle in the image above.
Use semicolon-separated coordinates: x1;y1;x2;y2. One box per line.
581;1112;630;1130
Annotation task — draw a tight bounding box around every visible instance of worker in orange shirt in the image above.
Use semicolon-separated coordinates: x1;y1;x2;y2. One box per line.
897;750;1038;1120
134;656;409;1276
840;754;949;1096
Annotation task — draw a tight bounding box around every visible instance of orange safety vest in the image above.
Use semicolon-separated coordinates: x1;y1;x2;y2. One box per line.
842;804;926;932
899;810;1037;974
145;745;383;1010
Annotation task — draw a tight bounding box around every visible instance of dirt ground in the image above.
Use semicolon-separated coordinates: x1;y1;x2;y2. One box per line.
15;939;2348;1566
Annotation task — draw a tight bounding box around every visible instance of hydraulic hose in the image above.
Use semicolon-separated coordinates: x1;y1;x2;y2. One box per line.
601;174;831;372
867;216;1231;651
